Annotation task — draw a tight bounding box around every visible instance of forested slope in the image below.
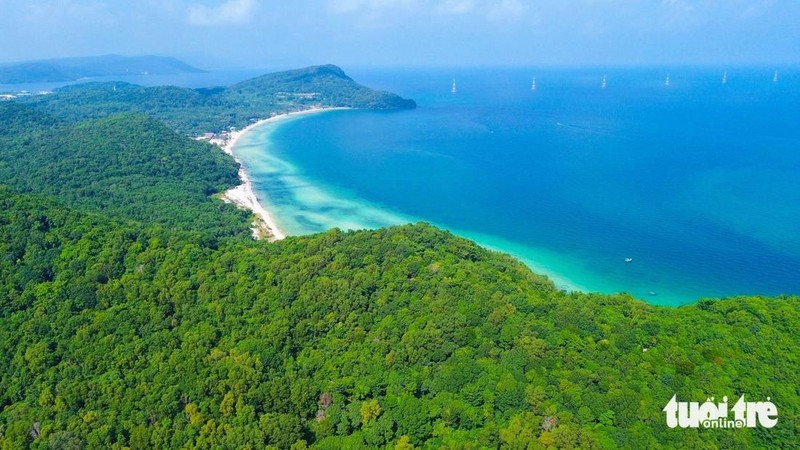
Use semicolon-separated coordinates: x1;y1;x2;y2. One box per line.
0;190;797;449
0;102;250;242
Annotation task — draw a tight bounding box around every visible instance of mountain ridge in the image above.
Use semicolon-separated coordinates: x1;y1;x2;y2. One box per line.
0;54;204;84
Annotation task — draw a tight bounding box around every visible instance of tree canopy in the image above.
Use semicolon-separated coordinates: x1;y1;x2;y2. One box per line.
0;190;797;449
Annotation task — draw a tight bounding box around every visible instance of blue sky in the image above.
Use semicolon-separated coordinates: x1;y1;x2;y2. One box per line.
1;0;798;68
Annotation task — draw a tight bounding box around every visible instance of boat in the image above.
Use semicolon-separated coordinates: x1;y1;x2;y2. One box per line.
722;71;727;84
625;258;633;263
649;291;657;296
665;74;670;87
451;79;457;94
531;77;536;91
602;75;607;89
773;70;779;83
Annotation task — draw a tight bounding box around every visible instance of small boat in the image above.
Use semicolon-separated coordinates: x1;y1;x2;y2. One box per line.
451;79;457;94
531;77;536;91
648;291;657;296
773;70;779;83
601;75;607;89
665;74;670;87
625;258;633;263
722;71;727;84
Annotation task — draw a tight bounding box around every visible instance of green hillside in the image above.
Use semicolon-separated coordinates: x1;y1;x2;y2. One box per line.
0;67;797;449
0;103;250;242
222;65;417;111
0;191;797;449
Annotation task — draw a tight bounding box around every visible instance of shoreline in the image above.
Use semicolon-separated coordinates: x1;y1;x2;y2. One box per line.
214;107;348;241
211;108;677;303
214;109;589;295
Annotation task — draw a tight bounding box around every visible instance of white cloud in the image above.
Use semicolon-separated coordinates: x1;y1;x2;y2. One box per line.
21;0;116;26
326;0;421;30
437;0;476;15
328;0;528;22
487;0;526;21
658;0;703;30
739;0;776;20
329;0;418;14
186;0;257;26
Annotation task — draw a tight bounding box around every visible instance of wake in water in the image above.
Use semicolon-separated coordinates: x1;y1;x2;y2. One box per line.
556;122;632;139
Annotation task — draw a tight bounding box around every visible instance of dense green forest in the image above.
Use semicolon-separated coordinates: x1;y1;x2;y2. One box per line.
0;102;251;242
1;68;798;449
15;65;416;135
0;191;797;449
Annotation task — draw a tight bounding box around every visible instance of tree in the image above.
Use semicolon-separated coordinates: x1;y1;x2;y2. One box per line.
360;399;382;426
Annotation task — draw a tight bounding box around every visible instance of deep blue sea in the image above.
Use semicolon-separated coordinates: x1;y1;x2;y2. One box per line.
236;67;800;305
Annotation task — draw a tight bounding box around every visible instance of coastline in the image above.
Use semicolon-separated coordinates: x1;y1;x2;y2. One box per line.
211;107;677;303
214;109;587;296
214;107;348;241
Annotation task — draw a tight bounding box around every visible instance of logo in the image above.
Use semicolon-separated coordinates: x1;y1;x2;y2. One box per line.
663;395;777;429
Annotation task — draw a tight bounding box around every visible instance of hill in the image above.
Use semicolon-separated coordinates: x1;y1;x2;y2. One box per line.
16;65;416;135
222;65;417;110
0;55;204;84
0;102;250;241
0;190;797;448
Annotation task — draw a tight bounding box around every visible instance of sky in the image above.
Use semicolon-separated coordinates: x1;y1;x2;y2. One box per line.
0;0;798;69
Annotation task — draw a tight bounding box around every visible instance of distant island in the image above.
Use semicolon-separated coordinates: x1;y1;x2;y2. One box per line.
0;54;204;84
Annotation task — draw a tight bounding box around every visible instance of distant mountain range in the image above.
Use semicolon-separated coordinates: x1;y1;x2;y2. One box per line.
0;55;205;84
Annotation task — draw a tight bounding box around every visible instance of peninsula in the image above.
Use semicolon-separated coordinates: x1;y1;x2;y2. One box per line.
16;64;416;135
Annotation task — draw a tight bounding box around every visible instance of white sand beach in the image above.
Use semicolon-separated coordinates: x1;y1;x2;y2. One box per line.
216;107;347;241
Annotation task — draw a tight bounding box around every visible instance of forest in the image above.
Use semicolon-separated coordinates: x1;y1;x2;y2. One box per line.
0;70;798;449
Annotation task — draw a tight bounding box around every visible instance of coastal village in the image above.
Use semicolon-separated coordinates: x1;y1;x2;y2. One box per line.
0;90;52;100
194;115;275;148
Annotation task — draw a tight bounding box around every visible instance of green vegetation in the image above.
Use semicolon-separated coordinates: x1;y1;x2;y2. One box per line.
0;55;203;84
18;65;416;135
0;67;797;449
0;102;251;242
0;191;797;449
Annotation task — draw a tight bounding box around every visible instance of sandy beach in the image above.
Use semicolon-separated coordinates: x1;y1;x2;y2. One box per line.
216;107;347;241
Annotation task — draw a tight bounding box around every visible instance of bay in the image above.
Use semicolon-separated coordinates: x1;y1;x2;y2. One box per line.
237;66;800;305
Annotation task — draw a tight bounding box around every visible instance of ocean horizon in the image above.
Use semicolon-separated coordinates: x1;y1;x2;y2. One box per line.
233;66;800;306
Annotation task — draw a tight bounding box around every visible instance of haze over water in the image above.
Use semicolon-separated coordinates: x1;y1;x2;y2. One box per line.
235;66;800;306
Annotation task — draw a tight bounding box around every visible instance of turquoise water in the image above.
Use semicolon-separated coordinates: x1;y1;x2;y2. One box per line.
234;67;800;306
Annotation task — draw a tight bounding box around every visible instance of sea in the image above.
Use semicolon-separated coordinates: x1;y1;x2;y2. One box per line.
233;66;800;306
7;66;798;306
